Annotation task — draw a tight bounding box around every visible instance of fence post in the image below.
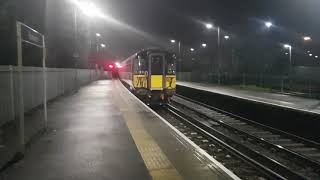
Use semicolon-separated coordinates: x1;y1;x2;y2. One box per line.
62;69;65;94
281;76;284;92
259;73;263;87
309;81;311;97
9;65;15;121
242;73;246;87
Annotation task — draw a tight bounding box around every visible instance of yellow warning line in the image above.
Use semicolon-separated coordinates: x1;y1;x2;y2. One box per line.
113;83;182;180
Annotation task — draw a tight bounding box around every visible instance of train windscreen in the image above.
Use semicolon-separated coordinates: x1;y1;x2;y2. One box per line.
150;55;164;75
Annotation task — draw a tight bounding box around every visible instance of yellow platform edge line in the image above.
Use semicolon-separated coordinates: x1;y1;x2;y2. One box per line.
112;83;183;180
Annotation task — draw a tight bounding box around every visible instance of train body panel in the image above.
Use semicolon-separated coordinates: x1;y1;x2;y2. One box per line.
118;48;176;104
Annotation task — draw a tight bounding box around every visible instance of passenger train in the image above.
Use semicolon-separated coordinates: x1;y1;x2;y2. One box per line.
118;48;176;104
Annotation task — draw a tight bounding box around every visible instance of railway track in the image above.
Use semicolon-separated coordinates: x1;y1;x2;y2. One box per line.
155;108;281;180
154;95;320;179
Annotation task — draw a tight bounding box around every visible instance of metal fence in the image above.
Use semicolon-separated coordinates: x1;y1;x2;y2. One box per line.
177;71;320;98
0;66;100;125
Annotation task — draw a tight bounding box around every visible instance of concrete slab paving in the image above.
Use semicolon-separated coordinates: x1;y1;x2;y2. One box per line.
1;80;151;180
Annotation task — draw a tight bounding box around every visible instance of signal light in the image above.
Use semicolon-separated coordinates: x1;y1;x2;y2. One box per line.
108;64;114;69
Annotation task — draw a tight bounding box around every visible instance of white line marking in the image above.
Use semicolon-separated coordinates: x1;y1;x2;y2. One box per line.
118;80;241;180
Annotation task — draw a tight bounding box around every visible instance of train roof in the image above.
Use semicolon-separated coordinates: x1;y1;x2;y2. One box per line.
137;48;172;55
122;48;175;63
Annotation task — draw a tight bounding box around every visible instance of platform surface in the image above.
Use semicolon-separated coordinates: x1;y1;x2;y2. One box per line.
177;81;320;114
1;80;151;180
1;80;237;180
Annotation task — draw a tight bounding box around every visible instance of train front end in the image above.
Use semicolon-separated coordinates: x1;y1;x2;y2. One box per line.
132;49;176;104
147;51;176;104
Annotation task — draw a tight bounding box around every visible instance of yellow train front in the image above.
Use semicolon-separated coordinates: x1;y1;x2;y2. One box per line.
119;49;176;104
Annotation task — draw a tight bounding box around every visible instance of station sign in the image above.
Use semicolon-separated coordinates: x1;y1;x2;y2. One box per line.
20;23;44;48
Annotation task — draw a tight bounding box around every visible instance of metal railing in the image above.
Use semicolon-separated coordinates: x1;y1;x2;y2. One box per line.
0;66;100;126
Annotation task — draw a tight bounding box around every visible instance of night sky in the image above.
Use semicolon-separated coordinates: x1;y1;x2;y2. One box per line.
1;0;320;67
92;0;320;57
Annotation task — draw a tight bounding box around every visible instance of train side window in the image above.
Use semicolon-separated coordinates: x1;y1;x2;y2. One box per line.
133;56;146;75
166;55;176;75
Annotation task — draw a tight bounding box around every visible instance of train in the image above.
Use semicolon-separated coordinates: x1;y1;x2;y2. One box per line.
118;48;176;104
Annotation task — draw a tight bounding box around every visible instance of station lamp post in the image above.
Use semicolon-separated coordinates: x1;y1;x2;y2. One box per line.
170;39;182;72
284;44;292;74
95;33;103;52
205;22;221;84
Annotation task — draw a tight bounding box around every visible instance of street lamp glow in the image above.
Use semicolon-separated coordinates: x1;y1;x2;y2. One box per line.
303;36;311;41
284;44;291;49
100;43;106;48
115;62;122;68
224;35;230;40
265;21;273;28
96;33;101;37
205;23;213;29
190;48;195;52
71;0;105;17
201;43;207;48
170;39;176;43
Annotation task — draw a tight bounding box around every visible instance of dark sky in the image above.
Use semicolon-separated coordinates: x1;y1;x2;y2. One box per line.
90;0;320;57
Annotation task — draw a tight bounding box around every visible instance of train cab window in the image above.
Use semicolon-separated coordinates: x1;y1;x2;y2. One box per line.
133;56;147;75
150;55;164;75
166;55;176;75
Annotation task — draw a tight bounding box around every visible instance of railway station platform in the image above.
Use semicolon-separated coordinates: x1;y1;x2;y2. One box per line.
1;80;238;180
177;81;320;114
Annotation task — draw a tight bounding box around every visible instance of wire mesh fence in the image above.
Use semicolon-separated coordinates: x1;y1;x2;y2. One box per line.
177;72;320;99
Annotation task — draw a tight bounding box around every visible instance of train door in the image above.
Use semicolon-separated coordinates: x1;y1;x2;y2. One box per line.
149;54;165;90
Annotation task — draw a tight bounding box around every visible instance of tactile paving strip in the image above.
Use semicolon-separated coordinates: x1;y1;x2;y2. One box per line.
123;112;182;180
113;84;182;180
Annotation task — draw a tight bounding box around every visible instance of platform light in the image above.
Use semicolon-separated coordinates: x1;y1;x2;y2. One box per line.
309;53;313;57
201;43;207;48
265;21;273;28
96;33;101;37
170;39;176;43
115;62;122;68
285;52;288;55
224;35;230;40
100;43;106;48
190;48;195;52
205;23;213;29
284;44;291;49
303;36;311;41
315;56;318;59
